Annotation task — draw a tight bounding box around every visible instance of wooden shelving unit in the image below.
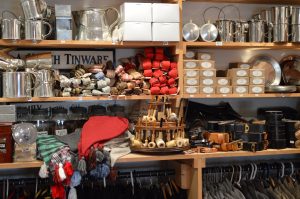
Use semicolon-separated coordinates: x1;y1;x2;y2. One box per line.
183;41;300;52
0;95;180;103
183;93;300;99
184;0;300;5
0;40;178;49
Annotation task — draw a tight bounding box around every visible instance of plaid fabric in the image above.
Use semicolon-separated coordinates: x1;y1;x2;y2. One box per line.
36;135;67;165
50;146;71;166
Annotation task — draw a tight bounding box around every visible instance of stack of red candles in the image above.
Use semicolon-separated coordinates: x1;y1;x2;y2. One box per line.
142;47;178;95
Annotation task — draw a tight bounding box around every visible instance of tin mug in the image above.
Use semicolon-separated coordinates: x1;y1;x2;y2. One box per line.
25;19;52;41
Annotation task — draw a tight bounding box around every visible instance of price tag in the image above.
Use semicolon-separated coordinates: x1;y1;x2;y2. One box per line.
190;94;195;98
206;95;211;97
78;96;83;101
239;94;244;97
37;131;48;136
60;40;66;43
55;129;68;136
255;94;259;97
163;41;169;46
216;42;223;46
222;94;227;97
27;97;32;102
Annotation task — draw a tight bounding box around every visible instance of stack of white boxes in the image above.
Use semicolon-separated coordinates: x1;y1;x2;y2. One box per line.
120;3;180;41
183;51;216;94
249;68;265;94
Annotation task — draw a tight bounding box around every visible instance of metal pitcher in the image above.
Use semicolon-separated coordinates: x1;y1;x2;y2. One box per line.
25;19;52;41
234;20;248;42
2;71;40;98
33;69;54;97
72;7;120;41
248;19;265;42
1;11;22;40
19;0;47;19
216;19;235;42
273;23;289;42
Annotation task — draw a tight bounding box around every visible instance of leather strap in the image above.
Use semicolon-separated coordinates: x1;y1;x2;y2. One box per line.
243;142;266;152
241;132;267;142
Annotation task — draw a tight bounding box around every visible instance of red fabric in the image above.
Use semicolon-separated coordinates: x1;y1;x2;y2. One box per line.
168;69;178;78
144;69;153;77
168;78;176;86
64;162;74;185
170;62;177;69
150;87;160;95
149;78;160;87
78;116;129;157
159;76;167;84
160;86;169;95
51;184;65;199
153;69;163;78
142;59;152;70
161;61;170;71
156;48;163;54
153;60;160;69
155;54;164;61
169;87;177;94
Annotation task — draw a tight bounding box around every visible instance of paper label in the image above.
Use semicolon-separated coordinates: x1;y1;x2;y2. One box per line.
185;51;195;58
203;87;214;94
203;70;214;77
201;61;212;69
220;87;230;94
200;54;211;60
38;131;48;136
186;87;198;94
218;78;228;85
252;70;263;77
186;79;198;85
252;86;263;93
237;78;247;85
237;70;247;76
236;87;247;93
240;64;250;69
252;78;263;85
185;61;197;69
186;70;198;77
55;129;68;136
203;79;214;85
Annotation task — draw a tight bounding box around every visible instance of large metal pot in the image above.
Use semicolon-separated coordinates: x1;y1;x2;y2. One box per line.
1;11;22;40
25;19;52;41
72;7;120;41
235;20;248;42
248;19;265;42
273;23;289;42
216;19;235;42
2;72;40;98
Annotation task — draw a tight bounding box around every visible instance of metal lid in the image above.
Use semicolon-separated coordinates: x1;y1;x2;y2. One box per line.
200;23;218;42
182;20;200;42
265;85;297;93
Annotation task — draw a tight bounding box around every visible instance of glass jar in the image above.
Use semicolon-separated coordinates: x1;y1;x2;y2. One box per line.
16;107;30;122
51;107;70;136
31;108;51;136
69;106;88;131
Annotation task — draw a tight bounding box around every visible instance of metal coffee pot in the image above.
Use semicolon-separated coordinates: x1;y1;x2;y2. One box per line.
33;69;54;97
2;71;40;98
72;7;120;41
19;0;47;19
25;19;52;41
1;11;22;40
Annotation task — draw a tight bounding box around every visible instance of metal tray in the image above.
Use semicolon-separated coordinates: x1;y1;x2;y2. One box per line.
250;55;281;86
265;85;297;93
131;147;185;155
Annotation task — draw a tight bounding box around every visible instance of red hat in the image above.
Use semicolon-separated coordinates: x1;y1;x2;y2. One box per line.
168;78;176;86
159;76;167;84
153;60;160;69
169;87;177;95
150;87;160;95
142;59;152;70
168;69;178;78
160;86;169;95
156;48;164;54
161;61;170;71
149;78;160;87
78;116;128;157
144;69;153;77
153;69;163;78
170;62;177;69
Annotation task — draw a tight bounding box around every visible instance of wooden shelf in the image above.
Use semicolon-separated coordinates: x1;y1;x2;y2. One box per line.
117;153;198;163
0;40;178;49
184;42;300;52
0;95;179;103
0;161;43;169
184;0;300;5
183;93;300;99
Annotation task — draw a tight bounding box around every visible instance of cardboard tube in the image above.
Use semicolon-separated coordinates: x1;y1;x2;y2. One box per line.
143;139;149;148
166;140;177;148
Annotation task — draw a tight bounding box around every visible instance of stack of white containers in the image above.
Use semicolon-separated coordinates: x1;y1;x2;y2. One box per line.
120;3;180;41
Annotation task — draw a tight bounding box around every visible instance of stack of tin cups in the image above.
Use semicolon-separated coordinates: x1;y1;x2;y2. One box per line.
272;6;290;42
291;7;300;42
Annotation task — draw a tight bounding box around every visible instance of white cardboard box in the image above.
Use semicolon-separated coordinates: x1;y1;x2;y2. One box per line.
152;23;180;41
152;3;180;23
120;22;152;41
120;3;152;22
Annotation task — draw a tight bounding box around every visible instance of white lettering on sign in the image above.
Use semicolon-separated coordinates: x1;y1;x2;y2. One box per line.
10;50;115;69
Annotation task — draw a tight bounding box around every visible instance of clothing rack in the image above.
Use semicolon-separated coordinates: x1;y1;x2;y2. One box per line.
117;169;175;179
